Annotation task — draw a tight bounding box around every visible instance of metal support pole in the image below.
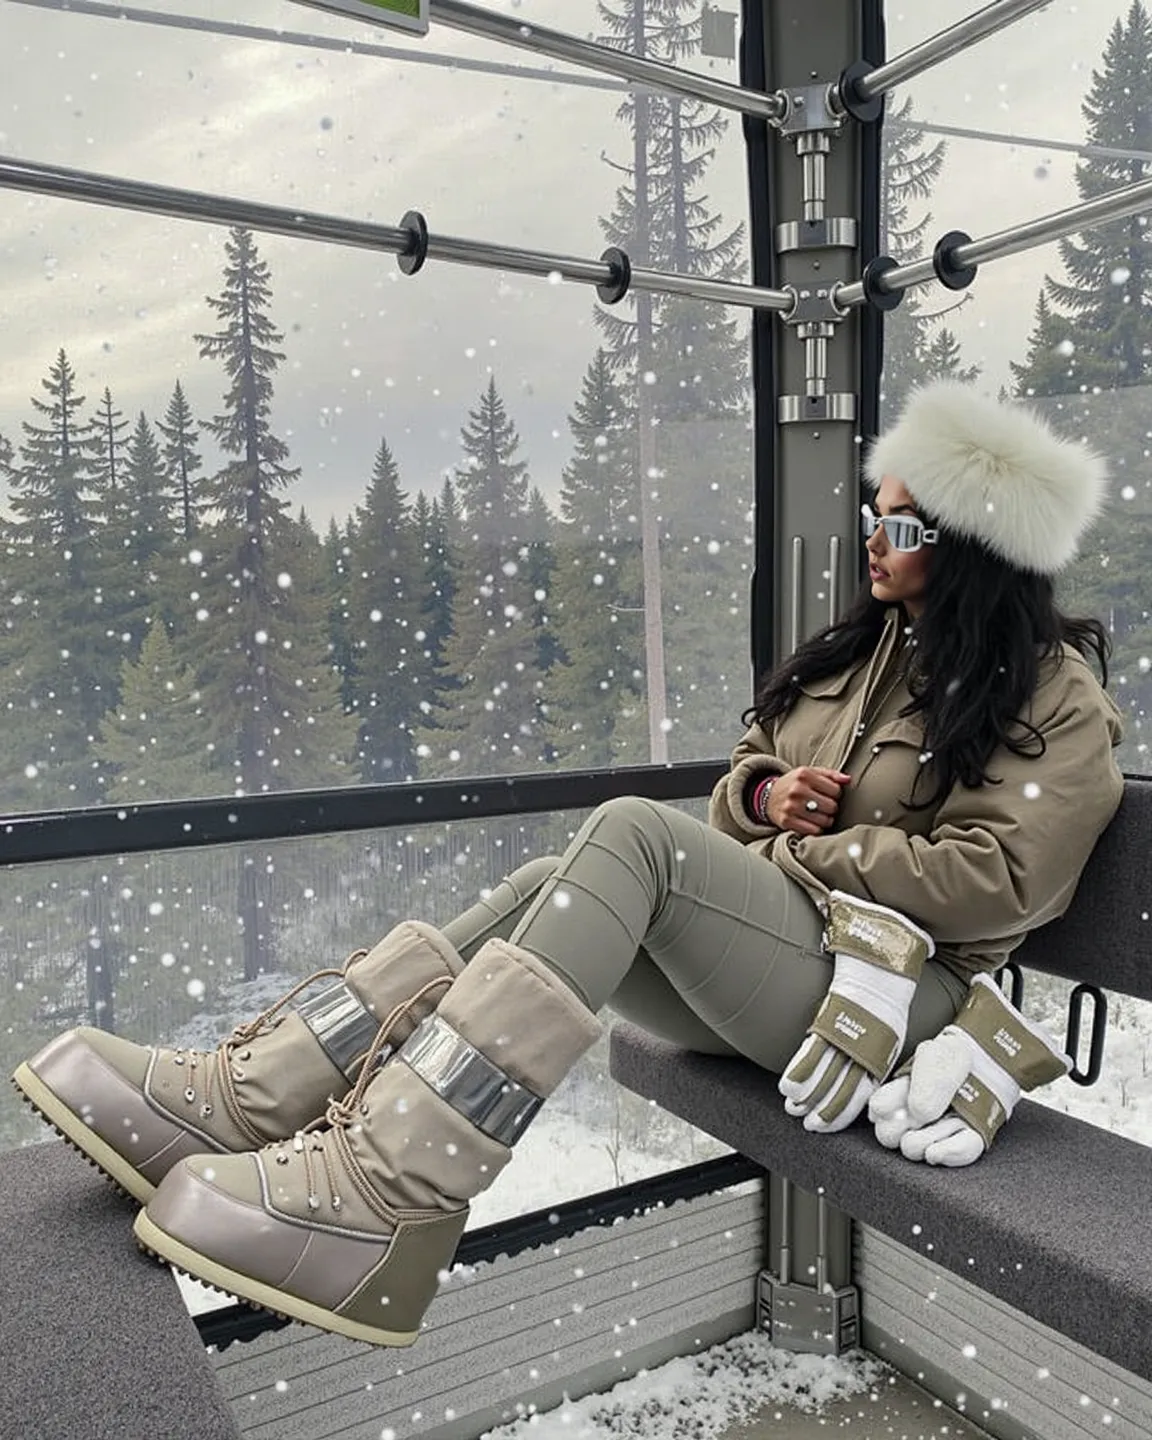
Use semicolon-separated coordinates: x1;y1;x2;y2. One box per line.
760;1174;858;1355
827;536;842;625
789;537;804;656
748;0;880;1357
797;133;832;225
755;0;872;665
835;0;1050;110
836;174;1152;308
0;155;793;314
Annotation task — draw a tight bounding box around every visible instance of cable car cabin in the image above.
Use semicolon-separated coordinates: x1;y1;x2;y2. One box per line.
2;1;1151;1438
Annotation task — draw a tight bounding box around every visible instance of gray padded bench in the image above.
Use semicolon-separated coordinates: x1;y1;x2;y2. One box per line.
0;1141;241;1440
610;776;1152;1382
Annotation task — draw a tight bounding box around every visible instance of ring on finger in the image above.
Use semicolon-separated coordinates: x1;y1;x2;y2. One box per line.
804;799;819;813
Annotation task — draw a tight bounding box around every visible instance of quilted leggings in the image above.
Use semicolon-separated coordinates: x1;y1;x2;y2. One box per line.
442;795;963;1074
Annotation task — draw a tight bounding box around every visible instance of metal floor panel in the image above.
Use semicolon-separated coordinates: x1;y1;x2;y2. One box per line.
719;1369;992;1439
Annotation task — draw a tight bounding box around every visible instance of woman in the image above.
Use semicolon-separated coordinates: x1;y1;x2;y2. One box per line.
14;381;1123;1348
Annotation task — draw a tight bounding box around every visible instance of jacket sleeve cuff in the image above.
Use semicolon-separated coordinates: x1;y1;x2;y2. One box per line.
723;754;785;839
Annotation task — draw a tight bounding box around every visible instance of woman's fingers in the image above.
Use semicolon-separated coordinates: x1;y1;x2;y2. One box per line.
804;768;851;799
774;766;852;836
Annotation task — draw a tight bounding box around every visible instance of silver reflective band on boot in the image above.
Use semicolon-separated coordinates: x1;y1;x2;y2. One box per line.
295;981;385;1079
399;1014;543;1146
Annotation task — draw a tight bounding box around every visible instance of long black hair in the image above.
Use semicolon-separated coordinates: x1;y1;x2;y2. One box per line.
744;525;1110;808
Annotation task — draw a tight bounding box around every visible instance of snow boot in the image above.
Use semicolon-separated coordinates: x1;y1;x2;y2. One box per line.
135;937;601;1346
12;921;465;1203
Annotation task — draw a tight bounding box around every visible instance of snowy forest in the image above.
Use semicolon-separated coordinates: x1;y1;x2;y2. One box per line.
2;0;1152;1158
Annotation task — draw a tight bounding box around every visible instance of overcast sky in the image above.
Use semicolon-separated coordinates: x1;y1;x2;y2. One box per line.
0;0;1140;528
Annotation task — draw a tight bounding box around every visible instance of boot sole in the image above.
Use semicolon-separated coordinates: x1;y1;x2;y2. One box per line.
11;1063;155;1206
134;1209;421;1349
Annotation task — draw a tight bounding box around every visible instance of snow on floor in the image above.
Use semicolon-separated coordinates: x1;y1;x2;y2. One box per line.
478;1330;886;1440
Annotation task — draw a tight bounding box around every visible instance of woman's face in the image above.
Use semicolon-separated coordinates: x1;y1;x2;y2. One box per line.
866;475;934;619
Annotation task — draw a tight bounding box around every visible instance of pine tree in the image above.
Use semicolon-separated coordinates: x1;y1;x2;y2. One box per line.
91;387;129;495
94;619;221;800
593;0;752;760
1012;4;1152;424
156;380;204;541
522;486;561;677
346;438;429;782
595;2;749;443
880;98;982;411
97;412;177;657
196;229;299;550
323;516;357;712
1010;291;1082;396
1044;2;1152;393
543;350;646;766
919;328;980;385
0;350;119;806
1008;2;1152;768
412;382;547;776
453;377;530;544
185;230;359;975
417;483;459;681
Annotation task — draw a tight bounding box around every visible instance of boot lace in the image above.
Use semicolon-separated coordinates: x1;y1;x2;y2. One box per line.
274;974;452;1216
172;952;368;1146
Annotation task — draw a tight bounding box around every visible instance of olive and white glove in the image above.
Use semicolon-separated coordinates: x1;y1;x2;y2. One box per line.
779;891;935;1133
868;972;1071;1166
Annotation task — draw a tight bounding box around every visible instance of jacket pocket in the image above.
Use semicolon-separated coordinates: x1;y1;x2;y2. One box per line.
795;667;860;700
843;717;936;830
775;667;864;768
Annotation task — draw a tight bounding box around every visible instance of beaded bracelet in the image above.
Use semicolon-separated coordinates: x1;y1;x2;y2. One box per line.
749;775;776;825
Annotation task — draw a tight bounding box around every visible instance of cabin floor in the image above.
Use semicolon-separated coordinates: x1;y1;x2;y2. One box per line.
722;1367;993;1439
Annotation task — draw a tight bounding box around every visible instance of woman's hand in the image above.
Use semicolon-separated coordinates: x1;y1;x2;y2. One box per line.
767;767;852;836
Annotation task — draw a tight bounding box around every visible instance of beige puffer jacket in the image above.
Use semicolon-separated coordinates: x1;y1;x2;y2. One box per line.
708;608;1124;984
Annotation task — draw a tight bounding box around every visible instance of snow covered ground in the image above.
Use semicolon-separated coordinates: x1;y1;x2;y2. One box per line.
479;1331;887;1440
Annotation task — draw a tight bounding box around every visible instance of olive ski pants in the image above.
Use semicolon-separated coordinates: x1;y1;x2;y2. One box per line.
442;796;962;1074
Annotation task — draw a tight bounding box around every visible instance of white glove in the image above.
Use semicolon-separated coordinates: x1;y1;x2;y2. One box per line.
868;973;1071;1166
779;891;934;1133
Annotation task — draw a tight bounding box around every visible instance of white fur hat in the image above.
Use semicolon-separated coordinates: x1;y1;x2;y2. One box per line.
863;381;1107;574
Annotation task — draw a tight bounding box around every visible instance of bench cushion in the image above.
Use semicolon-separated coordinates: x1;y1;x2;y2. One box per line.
610;1022;1152;1381
0;1141;240;1440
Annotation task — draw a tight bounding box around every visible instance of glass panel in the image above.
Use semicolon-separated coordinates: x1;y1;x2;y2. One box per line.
3;0;749;1328
1016;972;1152;1151
882;0;1152;775
0;0;753;817
881;1;1152;1146
0;802;727;1176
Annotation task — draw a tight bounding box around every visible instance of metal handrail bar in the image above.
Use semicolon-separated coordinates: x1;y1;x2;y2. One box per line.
426;0;784;120
837;173;1152;307
0;155;794;313
4;0;624;92
843;0;1051;105
13;1;1148;170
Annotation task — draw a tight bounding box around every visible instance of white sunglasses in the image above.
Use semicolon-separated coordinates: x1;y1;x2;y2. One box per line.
860;503;939;553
